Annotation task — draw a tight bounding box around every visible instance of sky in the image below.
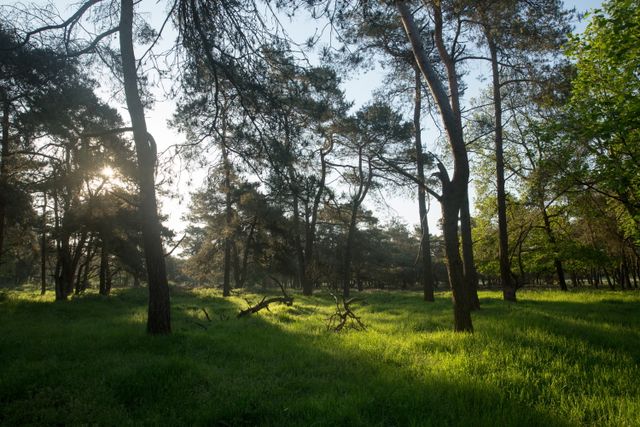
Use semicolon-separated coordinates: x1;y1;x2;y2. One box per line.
44;0;604;241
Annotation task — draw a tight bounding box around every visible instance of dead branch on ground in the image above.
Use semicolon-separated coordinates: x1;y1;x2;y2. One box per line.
327;293;366;332
237;276;293;318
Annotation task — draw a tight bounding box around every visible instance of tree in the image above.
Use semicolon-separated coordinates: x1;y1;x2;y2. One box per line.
332;102;412;298
567;0;640;242
4;0;173;332
467;0;571;301
0;24;79;269
119;0;170;334
341;6;438;301
395;1;475;331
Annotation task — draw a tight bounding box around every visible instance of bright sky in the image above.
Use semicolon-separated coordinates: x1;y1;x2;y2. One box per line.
43;0;604;240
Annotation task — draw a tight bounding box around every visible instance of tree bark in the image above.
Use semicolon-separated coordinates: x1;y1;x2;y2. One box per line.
290;186;306;290
397;1;473;331
0;96;9;264
56;231;73;301
487;36;516;302
413;67;435;302
40;192;47;295
222;143;232;297
99;236;110;296
460;195;480;308
77;239;94;295
343;151;373;300
442;191;473;332
302;147;329;295
120;0;171;334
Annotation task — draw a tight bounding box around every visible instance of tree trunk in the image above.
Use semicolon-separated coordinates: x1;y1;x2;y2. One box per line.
303;148;329;296
487;36;516;302
343;152;372;300
40;193;47;295
99;237;110;296
397;1;473;331
222;144;232;297
540;203;567;290
460;195;480;308
442;191;473;332
291;188;306;291
120;0;170;334
413;66;435;302
236;217;256;288
56;233;74;301
0;96;9;264
80;244;93;294
603;267;613;289
343;212;357;299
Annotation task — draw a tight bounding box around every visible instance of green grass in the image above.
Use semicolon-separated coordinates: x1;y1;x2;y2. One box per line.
0;287;639;426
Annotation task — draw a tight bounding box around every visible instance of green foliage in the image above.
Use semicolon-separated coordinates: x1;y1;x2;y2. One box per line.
1;288;639;425
567;0;640;239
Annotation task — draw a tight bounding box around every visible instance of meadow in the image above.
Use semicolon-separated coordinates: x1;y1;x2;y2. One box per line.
0;287;639;426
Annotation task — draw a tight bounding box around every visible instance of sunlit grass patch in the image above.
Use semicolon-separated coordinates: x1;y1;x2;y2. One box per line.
0;287;638;426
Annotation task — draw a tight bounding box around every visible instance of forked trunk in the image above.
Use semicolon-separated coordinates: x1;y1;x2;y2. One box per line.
397;1;473;331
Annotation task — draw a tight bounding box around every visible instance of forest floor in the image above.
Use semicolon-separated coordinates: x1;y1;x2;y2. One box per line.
0;286;639;426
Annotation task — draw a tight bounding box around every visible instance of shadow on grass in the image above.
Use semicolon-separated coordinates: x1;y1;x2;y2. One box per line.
477;295;640;363
0;287;603;426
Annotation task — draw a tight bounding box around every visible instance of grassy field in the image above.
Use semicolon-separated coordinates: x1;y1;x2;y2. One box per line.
0;287;639;426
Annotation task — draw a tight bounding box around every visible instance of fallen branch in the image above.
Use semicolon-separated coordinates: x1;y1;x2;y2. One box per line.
201;308;211;322
327;293;366;332
237;277;293;318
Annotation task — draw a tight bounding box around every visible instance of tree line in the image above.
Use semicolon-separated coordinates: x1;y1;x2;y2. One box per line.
0;0;638;334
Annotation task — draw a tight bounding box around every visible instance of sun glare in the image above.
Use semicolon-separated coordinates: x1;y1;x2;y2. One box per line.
101;166;115;179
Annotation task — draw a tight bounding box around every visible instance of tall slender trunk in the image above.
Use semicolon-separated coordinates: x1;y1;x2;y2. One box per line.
231;242;242;288
99;236;110;296
222;143;232;297
69;231;87;295
343;212;357;299
0;96;10;264
40;192;47;295
622;255;632;289
303;148;329;295
397;1;473;331
487;37;516;302
77;239;94;294
413;67;435;302
53;189;64;299
235;217;256;288
540;202;567;290
460;195;480;308
282;118;306;292
291;187;306;290
120;0;171;334
343;152;373;300
56;231;73;301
